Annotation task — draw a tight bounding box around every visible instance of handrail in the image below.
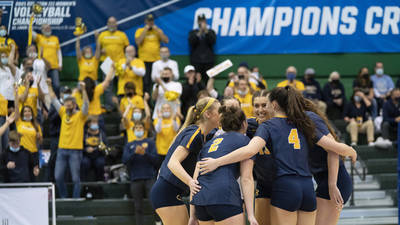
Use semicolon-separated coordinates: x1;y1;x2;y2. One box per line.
348;154;368;206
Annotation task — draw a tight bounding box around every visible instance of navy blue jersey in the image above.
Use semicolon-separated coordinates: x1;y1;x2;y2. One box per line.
255;116;321;177
246;117;259;139
159;125;208;191
192;132;250;207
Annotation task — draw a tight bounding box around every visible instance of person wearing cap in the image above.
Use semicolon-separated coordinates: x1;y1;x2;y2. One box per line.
151;46;179;82
188;14;216;82
276;66;305;91
46;78;89;198
180;65;205;117
135;14;169;94
323;71;346;120
301;68;326;114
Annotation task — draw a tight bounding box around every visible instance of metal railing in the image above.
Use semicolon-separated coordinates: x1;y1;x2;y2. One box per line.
349;154;368;206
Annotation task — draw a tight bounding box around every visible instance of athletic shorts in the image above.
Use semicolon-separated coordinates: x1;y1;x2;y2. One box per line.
255;181;272;199
314;164;352;204
195;204;243;222
150;177;185;210
271;175;316;212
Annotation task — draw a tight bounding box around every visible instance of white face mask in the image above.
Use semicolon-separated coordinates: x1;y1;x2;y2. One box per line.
237;88;248;96
84;53;92;59
162;111;171;118
376;68;384;76
28;52;38;59
160;53;169;61
1;57;8;65
43;31;51;37
0;29;6;37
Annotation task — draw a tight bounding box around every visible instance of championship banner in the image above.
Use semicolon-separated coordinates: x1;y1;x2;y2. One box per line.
1;0;400;55
0;187;49;225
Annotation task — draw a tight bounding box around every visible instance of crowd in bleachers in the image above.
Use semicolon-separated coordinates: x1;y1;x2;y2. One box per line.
0;12;399;203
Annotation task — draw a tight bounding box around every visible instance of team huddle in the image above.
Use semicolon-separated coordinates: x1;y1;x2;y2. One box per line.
148;86;358;225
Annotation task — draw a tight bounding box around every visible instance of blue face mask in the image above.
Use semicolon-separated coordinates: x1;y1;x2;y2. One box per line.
287;72;296;81
0;29;6;37
10;146;20;152
90;123;99;130
134;130;144;138
133;112;142;121
354;95;362;102
1;57;8;65
23;116;32;121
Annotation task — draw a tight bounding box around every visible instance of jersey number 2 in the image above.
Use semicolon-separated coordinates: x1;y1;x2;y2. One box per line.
288;129;301;150
208;138;223;153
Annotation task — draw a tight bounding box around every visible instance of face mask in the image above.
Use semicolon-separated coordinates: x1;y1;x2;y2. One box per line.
162;111;171;118
376;68;384;76
90;123;99;130
162;77;170;83
331;79;339;85
28;52;38;59
286;72;296;81
66;109;74;116
354;95;362;102
133;112;142;121
23;116;32;121
29;80;34;87
238;75;245;80
362;73;369;79
43;31;51;37
10;146;20;152
84;53;92;59
134;130;144;138
160;53;169;61
108;27;116;32
63;94;71;101
1;57;8;65
0;30;6;37
237;89;248;96
126;92;134;98
306;75;314;80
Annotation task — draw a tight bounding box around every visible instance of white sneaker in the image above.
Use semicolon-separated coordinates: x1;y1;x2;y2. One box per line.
383;139;392;148
351;142;357;147
155;221;162;225
368;142;375;147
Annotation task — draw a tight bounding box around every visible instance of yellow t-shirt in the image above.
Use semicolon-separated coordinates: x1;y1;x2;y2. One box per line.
120;95;145;121
35;34;60;69
98;30;129;62
78;57;99;81
0;37;18;55
154;118;180;155
16;119;42;153
58;106;87;150
228;80;267;91
88;84;104;116
135;28;161;62
116;58;145;96
18;86;38;116
125;120;150;143
234;92;253;118
0;94;8;116
277;80;305;91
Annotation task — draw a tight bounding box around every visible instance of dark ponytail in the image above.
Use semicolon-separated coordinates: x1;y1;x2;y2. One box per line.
83;77;96;102
269;86;316;148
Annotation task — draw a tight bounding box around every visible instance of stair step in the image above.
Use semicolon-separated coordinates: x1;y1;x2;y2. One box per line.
338;217;397;225
354;180;381;190
340;207;397;218
353;190;387;200
346;196;394;207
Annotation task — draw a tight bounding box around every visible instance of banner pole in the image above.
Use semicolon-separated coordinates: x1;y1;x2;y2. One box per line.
397;122;399;225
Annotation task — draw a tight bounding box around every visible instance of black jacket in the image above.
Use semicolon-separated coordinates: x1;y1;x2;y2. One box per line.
0;146;37;183
188;29;216;64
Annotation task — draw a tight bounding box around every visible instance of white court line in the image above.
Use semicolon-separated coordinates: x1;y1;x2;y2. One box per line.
60;0;181;47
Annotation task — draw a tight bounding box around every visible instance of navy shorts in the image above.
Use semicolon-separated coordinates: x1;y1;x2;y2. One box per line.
256;182;272;199
271;175;316;212
150;177;185;210
195;205;243;222
314;164;353;204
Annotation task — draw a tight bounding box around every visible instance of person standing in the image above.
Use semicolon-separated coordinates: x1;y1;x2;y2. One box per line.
188;14;216;82
135;14;169;94
151;46;179;82
98;16;130;110
76;31;101;81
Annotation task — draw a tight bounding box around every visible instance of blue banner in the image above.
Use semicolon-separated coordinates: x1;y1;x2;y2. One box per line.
2;0;400;56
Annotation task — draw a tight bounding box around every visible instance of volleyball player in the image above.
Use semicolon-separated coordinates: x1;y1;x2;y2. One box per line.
198;87;357;225
150;97;220;225
191;106;258;225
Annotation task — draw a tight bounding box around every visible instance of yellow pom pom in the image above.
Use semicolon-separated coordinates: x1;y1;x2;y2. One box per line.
165;91;180;101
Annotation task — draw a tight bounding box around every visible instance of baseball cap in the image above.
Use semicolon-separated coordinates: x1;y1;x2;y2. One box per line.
305;68;315;75
184;65;195;73
146;14;154;21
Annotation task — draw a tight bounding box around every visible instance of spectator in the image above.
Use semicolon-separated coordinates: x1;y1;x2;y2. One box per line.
234;79;253;117
197;89;211;100
81;116;107;181
31;23;61;97
1;130;39;182
76;32;100;81
135;14;169;94
99;16;129;111
353;67;378;119
228;63;267;91
180;65;204;117
323;71;346;120
47;79;89;198
152;67;183;119
250;66;268;90
379;89;400;145
119;82;145;121
116;45;145;97
122;121;159;225
0;45;17;108
397;78;400;88
301;68;326;114
122;94;152;142
151;46;179;82
0;25;19;63
206;77;234;100
371;62;394;111
276;66;305;91
18;71;45;117
344;90;374;146
188;14;216;81
0;112;15;179
154;103;180;163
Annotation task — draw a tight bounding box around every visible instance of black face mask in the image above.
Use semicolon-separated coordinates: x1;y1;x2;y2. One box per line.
331;80;340;86
29;80;34;87
238;75;245;80
126;92;134;98
162;77;170;83
362;73;369;79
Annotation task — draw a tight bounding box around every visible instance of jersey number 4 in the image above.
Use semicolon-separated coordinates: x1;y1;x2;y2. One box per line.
288;129;301;150
208;138;224;153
